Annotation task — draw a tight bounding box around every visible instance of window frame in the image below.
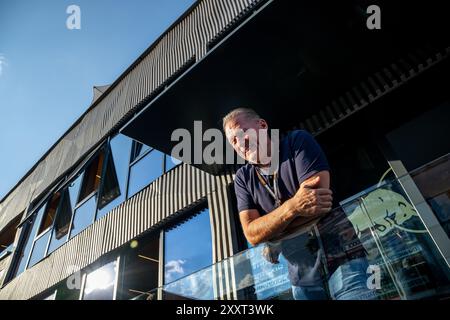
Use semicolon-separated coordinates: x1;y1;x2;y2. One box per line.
162;201;212;286
4;136;181;284
24;203;51;270
79;256;121;300
94;136;130;221
66;144;108;239
25;192;63;270
126;142;166;199
0;215;21;262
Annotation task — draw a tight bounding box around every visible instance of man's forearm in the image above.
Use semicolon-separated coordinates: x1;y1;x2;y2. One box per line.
244;172;331;245
245;199;298;245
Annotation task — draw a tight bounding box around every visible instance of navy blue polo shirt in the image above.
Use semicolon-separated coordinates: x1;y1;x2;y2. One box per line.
234;130;368;281
234;130;330;215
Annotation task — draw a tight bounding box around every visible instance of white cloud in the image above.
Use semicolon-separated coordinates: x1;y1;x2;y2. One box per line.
0;54;6;76
165;259;186;282
165;268;214;300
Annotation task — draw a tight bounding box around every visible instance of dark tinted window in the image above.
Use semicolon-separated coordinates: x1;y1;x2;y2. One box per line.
47;189;74;254
118;234;160;300
38;192;61;235
0;216;20;257
97;135;132;219
78;152;104;202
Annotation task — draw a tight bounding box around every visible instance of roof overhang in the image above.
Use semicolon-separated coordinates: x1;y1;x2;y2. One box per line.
121;0;448;175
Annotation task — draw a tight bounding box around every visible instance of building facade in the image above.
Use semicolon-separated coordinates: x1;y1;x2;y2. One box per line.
0;0;449;300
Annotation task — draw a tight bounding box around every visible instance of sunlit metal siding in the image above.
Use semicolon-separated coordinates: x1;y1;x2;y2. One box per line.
0;173;238;300
0;0;264;234
0;163;239;300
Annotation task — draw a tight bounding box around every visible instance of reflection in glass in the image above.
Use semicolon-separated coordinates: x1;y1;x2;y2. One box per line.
47;189;74;254
412;154;450;237
164;208;212;292
343;180;450;300
118;234;160;300
163;267;214;300
97;135;132;220
67;174;83;209
14;205;47;276
429;193;450;236
55;286;80;300
131;142;151;163
165;155;182;172
27;230;51;268
70;196;97;239
149;178;450;301
127;150;164;198
82;260;118;300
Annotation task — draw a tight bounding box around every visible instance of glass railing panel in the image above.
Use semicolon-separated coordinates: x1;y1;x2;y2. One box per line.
144;176;450;301
350;179;450;300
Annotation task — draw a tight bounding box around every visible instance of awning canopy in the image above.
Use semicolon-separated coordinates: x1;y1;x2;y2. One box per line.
121;0;448;174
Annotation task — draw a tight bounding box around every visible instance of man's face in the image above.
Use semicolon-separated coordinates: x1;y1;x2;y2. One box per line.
225;114;270;165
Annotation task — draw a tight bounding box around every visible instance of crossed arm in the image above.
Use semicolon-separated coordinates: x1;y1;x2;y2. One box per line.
239;171;332;246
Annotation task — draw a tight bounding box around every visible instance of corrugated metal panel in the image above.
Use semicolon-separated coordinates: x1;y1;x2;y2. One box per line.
206;173;241;300
0;255;12;287
0;0;266;233
0;164;222;299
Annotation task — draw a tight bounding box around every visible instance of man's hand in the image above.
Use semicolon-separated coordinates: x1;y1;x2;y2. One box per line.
239;174;332;246
262;244;281;264
286;175;333;218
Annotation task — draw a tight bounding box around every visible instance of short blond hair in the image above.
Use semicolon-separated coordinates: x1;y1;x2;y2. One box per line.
222;107;260;131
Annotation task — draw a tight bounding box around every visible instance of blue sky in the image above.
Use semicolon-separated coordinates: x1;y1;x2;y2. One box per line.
0;0;196;200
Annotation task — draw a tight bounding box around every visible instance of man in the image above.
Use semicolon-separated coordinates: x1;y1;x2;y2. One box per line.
223;107;376;300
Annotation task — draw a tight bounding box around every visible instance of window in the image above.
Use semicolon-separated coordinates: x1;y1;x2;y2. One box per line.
412;154;450;237
127;148;164;198
34;277;81;300
43;291;57;300
165;154;182;172
69;148;107;239
47;189;74;254
54;284;80;300
78;152;104;202
27;192;62;268
97;134;132;220
0;216;20;260
131;142;151;163
27;231;51;268
69;196;97;239
38;192;60;234
164;207;212;284
9;204;47;278
118;233;160;300
68;173;83;209
82;259;118;300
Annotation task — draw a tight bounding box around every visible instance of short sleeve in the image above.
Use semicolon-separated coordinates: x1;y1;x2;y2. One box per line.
290;130;330;184
234;169;257;213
